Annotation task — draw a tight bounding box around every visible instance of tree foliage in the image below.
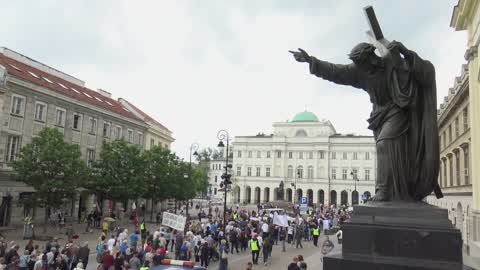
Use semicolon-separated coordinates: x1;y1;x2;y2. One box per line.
87;139;146;202
13;128;89;231
13;128;88;208
143;145;177;202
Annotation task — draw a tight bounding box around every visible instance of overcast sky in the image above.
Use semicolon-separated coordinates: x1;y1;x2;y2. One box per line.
1;0;467;159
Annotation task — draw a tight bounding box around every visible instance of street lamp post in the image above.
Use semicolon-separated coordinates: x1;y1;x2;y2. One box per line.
217;129;231;234
350;171;359;205
187;143;199;219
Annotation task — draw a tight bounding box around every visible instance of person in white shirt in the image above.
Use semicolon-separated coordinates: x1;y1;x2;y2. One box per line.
322;219;330;234
118;229;128;245
261;222;269;238
46;248;55;266
153;230;161;241
107;235;116;251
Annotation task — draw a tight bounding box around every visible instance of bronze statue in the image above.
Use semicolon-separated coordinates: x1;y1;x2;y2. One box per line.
290;40;442;202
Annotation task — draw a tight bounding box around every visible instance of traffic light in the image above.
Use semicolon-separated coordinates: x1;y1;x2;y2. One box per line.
221;173;232;185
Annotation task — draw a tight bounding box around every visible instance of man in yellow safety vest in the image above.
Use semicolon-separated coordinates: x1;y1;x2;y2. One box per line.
249;235;261;265
313;224;320;247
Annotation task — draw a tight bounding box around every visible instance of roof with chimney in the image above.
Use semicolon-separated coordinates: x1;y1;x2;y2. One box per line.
0;47;142;122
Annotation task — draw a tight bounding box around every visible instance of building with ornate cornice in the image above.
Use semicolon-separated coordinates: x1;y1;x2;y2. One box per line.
426;63;471;252
0;47;173;225
229;111;376;207
451;0;480;255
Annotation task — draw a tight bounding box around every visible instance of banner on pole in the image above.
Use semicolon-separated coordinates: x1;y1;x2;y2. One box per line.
162;212;186;231
273;212;289;227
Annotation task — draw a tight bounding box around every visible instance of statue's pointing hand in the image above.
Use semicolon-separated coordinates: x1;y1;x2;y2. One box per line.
289;48;311;63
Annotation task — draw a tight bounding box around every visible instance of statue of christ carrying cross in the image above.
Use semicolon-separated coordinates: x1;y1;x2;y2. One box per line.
290;6;443;202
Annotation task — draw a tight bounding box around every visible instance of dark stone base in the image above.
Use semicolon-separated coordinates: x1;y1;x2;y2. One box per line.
324;252;475;270
323;201;472;270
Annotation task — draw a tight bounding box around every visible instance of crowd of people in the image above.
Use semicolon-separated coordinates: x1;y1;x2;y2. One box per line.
0;203;352;270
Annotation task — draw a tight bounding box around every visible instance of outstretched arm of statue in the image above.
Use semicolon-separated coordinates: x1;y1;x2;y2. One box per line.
290;48;365;89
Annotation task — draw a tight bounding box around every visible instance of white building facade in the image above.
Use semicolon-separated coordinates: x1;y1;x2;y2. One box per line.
229;111;376;207
207;158;228;200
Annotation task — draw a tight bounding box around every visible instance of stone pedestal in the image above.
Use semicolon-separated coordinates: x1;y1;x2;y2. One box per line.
324;202;474;270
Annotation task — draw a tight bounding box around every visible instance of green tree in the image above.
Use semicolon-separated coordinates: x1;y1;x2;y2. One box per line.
86;139;145;212
13;128;89;232
196;148;212;162
191;164;209;198
143;145;177;221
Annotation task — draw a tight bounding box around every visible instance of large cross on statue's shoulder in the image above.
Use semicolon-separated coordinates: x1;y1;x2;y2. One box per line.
363;6;390;57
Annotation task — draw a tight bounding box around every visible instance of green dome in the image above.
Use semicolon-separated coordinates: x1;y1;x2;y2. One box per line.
292;111;319;122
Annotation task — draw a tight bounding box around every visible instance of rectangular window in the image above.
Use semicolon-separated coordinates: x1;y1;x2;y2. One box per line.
214;176;217;182
343;152;347;160
443;160;447;187
277;151;282;158
214;188;217;195
455;151;461;185
332;152;336;160
137;132;143;145
319;151;325;159
463;106;469;132
87;149;95;167
455;117;459;138
365;152;370;160
127;129;133;143
342;169;347;180
331;169;336;180
247;167;252;177
237;151;242;158
257;151;261;158
266;151;271;158
448;125;452;143
288;152;293;159
11;95;25;116
55;108;66;127
103;122;111;137
307;166;313;179
73;113;82;130
308;151;313;159
256;167;261;177
365;169;370;181
114;126;122;139
236;167;241;176
464;146;469;185
248;151;252;158
266;167;271;177
442;131;446;149
34;102;47;122
299;152;303;159
5;135;21;162
89;117;97;134
150;139;155;148
449;156;453;186
353;152;358;160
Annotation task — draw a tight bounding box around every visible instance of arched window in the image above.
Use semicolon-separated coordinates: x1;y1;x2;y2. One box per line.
307;166;314;179
287;165;293;178
297;166;303;179
295;129;308;137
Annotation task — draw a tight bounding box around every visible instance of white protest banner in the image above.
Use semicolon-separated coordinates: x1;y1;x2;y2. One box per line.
162;212;186;231
273;212;289;227
200;218;209;223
